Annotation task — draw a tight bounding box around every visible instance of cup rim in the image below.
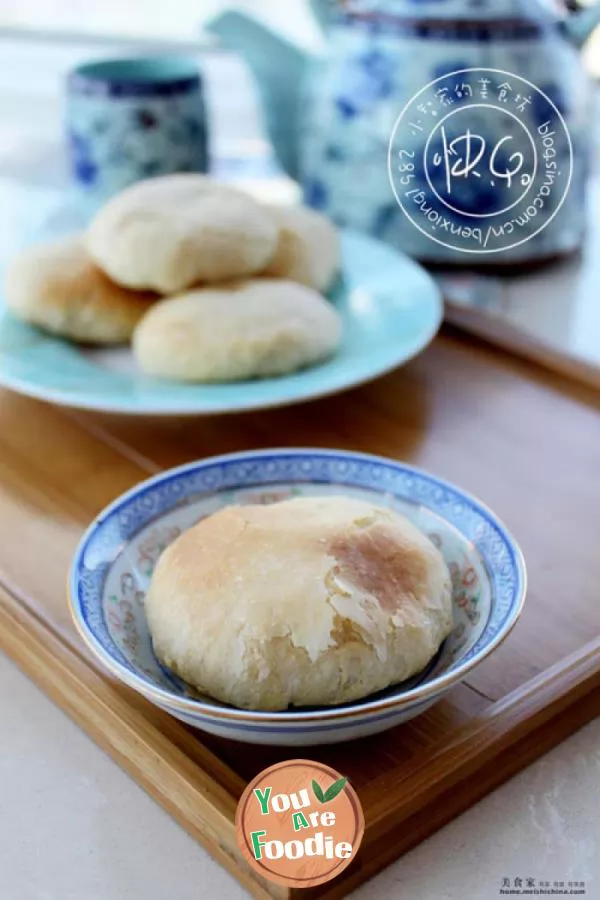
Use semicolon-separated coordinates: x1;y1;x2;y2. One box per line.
68;56;201;96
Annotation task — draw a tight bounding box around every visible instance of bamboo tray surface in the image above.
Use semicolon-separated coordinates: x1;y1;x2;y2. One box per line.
1;329;600;900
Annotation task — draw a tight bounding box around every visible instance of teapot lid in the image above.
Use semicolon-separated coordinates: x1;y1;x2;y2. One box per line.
339;0;561;22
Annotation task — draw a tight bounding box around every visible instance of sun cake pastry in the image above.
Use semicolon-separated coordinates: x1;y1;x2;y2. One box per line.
132;278;342;382
262;203;340;292
4;235;155;344
85;173;280;293
5;172;345;383
144;496;453;710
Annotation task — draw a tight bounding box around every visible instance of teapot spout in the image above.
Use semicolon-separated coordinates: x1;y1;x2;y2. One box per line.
561;3;600;49
207;10;312;180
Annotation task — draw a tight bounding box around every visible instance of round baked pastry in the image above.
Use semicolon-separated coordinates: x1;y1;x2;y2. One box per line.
132;278;342;382
144;496;453;710
85;174;279;293
263;204;340;292
4;235;155;344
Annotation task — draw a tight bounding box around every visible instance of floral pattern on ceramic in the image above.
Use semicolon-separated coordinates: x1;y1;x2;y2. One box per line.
210;0;599;264
69;450;526;746
299;5;590;262
136;525;182;577
66;58;208;203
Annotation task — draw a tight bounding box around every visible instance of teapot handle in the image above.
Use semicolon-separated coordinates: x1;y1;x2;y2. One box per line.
308;0;339;35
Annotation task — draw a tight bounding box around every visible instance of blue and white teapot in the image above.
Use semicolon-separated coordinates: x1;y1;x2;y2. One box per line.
210;0;600;266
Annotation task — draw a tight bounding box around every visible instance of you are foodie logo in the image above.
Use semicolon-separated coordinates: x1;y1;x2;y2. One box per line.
236;759;365;888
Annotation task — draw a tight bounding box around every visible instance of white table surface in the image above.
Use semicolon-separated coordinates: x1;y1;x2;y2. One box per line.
2;648;599;900
0;34;599;900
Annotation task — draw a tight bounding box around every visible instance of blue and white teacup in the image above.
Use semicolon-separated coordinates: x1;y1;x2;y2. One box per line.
66;56;208;204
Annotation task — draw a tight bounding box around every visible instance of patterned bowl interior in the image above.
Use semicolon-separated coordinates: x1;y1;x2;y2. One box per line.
72;452;524;714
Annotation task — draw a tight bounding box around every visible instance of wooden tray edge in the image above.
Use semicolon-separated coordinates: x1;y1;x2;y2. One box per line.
310;681;600;900
362;634;600;824
307;638;600;898
444;302;600;393
2;580;599;900
0;584;289;900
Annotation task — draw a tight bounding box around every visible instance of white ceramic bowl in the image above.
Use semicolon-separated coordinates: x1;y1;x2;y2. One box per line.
69;449;526;746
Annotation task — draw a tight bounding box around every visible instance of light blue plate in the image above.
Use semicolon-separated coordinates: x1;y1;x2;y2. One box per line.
0;230;442;415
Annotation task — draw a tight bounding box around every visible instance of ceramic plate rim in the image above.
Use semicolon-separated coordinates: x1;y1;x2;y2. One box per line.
68;448;527;723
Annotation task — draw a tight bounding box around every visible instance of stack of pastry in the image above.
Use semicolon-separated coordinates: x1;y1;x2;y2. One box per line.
4;174;342;382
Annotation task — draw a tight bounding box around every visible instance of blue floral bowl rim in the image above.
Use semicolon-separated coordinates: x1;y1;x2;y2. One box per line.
68;448;527;724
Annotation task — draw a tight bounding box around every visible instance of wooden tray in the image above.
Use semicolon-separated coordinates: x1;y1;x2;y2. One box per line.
1;328;600;900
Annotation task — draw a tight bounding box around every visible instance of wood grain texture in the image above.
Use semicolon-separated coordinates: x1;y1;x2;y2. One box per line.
70;330;600;699
0;329;599;899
